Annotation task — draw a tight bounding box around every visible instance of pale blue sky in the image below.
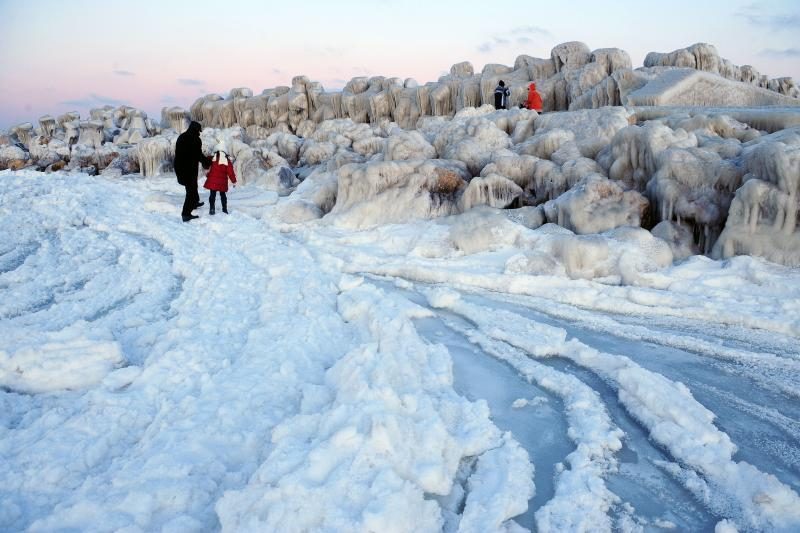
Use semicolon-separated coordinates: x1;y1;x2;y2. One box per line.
0;0;798;128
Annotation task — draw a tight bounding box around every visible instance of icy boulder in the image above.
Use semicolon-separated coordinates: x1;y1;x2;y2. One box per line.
385;130;437;161
0;145;29;170
431;115;512;175
658;113;759;143
254;166;299;195
543;174;648;234
598;121;697;189
532;107;633;158
459;174;524;211
299;140;339;166
647;147;743;253
328;159;470;228
11;123;35;149
551;41;591;73
137;136;174;177
290;169;338;215
161;106;190;132
713;134;800;266
652;220;699;260
449;206;525;254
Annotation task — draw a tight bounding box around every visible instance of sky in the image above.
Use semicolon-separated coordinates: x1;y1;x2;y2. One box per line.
0;0;798;129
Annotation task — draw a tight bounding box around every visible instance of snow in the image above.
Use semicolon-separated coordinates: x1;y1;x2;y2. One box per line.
4;34;800;533
1;167;799;532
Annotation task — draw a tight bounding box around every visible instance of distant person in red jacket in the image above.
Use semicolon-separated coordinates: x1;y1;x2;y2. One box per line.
526;82;543;112
203;143;237;215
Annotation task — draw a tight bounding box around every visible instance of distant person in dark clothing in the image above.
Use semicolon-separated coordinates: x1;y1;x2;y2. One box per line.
174;121;211;222
494;80;510;110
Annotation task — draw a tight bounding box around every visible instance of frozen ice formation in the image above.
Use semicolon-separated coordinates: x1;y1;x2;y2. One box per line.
3;40;799;266
713;128;800;266
645;43;800;98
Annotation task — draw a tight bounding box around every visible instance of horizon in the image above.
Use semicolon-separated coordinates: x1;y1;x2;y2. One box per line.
1;0;799;130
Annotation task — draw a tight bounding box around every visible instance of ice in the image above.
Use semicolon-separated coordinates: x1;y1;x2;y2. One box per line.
626;69;800;108
431;114;512;175
460;174;523;211
327;159;469;228
160;106;189;133
136;135;174;177
713;131;800;265
645;43;800;98
543;174;648;235
216;281;527;532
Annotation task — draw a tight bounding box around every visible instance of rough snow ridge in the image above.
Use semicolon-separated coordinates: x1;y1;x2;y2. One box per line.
428;291;800;532
216;279;533;532
427;289;624;532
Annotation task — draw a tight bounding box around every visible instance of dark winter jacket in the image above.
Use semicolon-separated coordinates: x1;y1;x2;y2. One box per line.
203;152;237;192
494;84;510;109
174;121;211;185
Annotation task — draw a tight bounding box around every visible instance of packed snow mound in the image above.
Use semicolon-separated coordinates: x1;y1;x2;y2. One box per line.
0;324;124;394
326;159;470;228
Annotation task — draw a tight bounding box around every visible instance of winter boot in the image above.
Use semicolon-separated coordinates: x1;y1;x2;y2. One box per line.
210;203;215;215
222;198;228;214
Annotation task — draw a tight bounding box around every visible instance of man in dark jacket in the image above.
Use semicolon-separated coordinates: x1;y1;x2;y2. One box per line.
174;121;212;222
494;80;510;110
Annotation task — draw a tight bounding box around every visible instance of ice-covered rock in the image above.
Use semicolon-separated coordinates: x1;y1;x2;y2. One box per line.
38;115;57;138
645;43;800;98
431;115;512;175
161;106;190;133
449;206;524;255
385;130;436;161
652;220;699;260
532;107;633;158
77;120;105;149
713;132;800;266
551;41;591;73
328;159;469;228
544;174;649;234
0;145;28;170
598;121;697;189
11;123;35;148
647;146;743;252
136;136;174;177
459;174;524;211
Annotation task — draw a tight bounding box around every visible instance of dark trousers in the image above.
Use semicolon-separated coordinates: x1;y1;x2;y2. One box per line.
209;190;227;211
182;180;199;217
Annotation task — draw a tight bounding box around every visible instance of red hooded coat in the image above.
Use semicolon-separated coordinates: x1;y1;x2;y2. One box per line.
203;152;237;192
526;83;543;112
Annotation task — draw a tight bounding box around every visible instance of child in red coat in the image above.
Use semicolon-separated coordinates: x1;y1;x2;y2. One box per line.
203;144;237;214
